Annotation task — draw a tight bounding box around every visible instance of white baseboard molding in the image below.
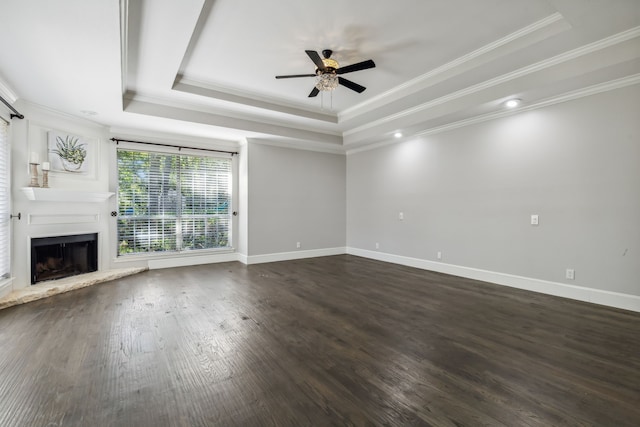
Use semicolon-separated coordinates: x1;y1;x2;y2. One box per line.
148;252;240;269
347;247;640;313
246;247;347;265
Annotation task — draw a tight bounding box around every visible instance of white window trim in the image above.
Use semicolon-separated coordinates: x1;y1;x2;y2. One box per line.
0;114;12;292
115;146;234;257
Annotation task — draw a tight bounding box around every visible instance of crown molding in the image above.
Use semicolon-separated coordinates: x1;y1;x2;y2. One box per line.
125;97;342;145
247;137;345;155
339;12;570;122
109;126;241;149
174;76;338;123
0;75;18;105
119;0;129;96
125;91;342;139
411;73;640;138
18;100;107;130
344;26;640;138
346;73;640;155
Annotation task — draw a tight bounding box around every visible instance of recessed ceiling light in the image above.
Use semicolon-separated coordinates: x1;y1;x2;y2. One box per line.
505;99;521;108
80;110;98;116
394;132;403;138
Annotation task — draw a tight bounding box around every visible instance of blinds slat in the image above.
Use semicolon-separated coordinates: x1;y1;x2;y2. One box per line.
117;149;232;256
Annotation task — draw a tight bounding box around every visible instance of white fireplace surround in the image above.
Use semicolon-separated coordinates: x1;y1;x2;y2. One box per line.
21;188;113;285
18;198;110;292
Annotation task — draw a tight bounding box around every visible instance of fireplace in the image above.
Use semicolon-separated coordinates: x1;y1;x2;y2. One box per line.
31;233;98;284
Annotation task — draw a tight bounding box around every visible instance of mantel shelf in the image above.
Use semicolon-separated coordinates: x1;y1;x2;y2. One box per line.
21;187;115;203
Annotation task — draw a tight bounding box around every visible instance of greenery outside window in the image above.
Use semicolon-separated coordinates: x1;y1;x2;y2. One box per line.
117;149;232;256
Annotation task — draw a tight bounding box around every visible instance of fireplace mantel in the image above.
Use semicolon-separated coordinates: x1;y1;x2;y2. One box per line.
21;187;115;203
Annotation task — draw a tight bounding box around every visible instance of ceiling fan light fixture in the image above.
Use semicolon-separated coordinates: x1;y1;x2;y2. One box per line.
315;73;339;91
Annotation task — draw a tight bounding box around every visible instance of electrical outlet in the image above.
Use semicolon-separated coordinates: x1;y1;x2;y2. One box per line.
437;251;442;260
375;242;379;249
566;268;575;280
296;242;301;249
399;212;404;220
531;214;539;226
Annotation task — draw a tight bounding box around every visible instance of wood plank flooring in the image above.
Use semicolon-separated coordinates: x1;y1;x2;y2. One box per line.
0;255;638;426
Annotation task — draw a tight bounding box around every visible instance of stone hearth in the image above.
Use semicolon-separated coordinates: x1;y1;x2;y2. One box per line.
0;267;147;310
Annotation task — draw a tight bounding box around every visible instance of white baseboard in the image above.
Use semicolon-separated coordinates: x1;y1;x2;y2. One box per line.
140;245;639;312
246;247;347;265
347;247;640;313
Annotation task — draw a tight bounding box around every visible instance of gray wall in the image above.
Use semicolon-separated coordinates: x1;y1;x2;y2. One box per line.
248;142;346;256
347;86;640;296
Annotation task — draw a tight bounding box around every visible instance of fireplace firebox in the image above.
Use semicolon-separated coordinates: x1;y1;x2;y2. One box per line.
31;233;98;284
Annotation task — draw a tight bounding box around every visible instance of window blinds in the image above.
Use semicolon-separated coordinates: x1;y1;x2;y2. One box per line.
117;149;232;256
0;118;10;279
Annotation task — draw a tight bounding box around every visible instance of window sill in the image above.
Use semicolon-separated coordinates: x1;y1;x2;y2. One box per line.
113;248;239;269
113;248;236;263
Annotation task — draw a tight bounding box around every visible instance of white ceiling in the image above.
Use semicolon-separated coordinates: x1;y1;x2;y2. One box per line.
1;0;639;150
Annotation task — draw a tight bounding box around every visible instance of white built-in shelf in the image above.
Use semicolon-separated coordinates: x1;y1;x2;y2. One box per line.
21;187;115;203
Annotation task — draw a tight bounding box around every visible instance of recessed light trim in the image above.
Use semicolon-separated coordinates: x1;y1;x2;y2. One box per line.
505;99;521;108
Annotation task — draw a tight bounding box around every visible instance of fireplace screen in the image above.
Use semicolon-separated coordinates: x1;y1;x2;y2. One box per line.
31;233;98;284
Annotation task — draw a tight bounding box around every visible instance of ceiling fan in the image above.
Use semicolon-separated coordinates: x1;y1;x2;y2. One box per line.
275;49;375;97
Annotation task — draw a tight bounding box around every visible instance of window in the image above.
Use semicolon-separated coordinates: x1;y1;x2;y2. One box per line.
117;149;232;256
0;118;10;279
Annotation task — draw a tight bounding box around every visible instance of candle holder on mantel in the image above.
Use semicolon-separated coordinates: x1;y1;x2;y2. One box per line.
41;161;50;188
28;163;40;187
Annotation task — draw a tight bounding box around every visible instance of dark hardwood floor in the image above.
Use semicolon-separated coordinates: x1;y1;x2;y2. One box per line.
0;255;638;426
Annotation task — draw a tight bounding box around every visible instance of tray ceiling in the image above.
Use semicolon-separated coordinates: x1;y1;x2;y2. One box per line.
1;0;639;150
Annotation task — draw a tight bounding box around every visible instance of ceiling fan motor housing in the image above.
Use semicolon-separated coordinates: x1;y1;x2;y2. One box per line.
317;50;338;74
318;59;339;74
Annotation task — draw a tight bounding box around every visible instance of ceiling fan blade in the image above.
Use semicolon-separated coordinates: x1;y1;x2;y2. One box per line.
308;87;320;97
275;74;316;79
305;50;326;71
336;59;376;75
338;77;366;93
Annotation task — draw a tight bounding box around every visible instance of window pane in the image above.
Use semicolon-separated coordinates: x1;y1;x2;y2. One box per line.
117;148;231;256
148;153;178;216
